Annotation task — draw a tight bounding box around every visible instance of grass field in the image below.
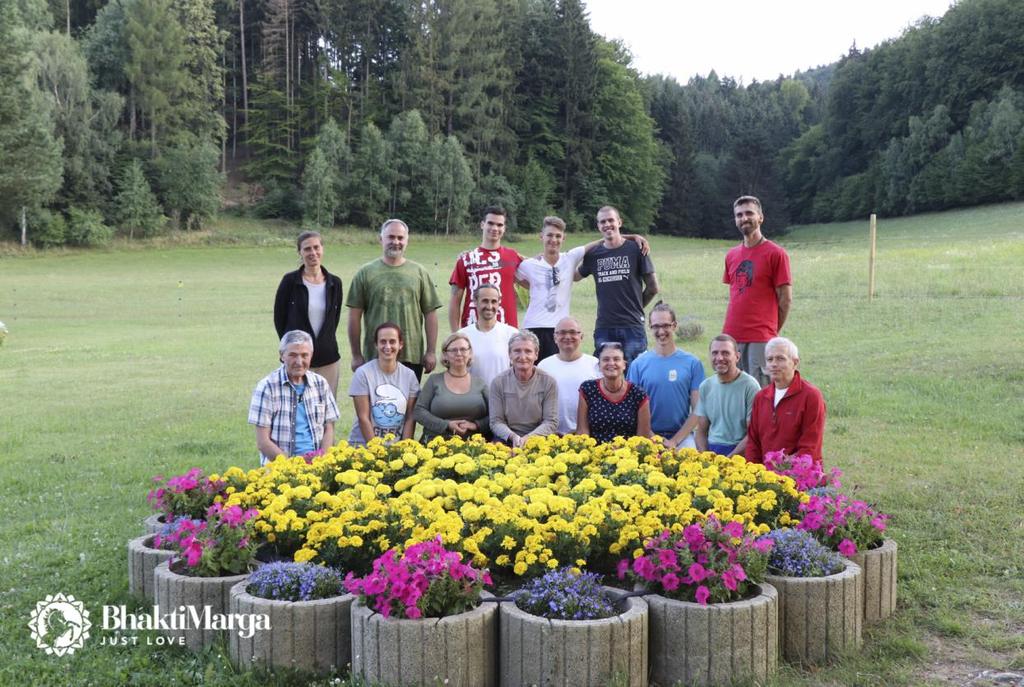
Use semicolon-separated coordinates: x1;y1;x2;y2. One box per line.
1;202;1022;686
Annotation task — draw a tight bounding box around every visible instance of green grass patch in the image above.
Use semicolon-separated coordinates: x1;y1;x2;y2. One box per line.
1;204;1023;685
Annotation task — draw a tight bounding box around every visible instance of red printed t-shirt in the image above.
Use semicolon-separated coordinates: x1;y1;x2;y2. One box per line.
722;239;791;342
449;246;523;327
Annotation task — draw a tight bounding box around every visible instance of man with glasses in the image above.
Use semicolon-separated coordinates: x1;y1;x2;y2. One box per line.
627;302;705;448
537;316;599;434
518;216;650;360
575;205;659;363
347;218;443;382
457;284;519;387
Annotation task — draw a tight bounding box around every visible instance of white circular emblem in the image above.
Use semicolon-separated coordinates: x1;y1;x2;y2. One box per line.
668;369;678;382
28;593;91;656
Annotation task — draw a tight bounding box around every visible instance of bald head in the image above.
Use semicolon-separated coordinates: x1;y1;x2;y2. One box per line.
554;317;584;360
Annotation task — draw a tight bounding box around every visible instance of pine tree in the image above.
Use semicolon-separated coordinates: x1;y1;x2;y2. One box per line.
123;0;188;152
301;147;336;226
114;159;166;238
0;0;63;242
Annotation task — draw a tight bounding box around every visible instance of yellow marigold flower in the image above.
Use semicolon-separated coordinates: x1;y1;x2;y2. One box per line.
294;548;317;563
514;561;528;575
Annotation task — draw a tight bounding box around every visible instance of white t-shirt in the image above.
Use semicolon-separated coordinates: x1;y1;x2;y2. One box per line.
516;246;587;328
537;353;600;434
774;386;787;408
348;360;420;445
303;279;327;336
458;322;519;387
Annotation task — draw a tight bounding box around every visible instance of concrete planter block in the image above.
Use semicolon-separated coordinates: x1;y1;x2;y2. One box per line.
350;592;498;687
847;538;897;624
153;561;250;652
647;583;778;687
127;534;174;602
765;559;862;666
499;586;647;687
143;513;166;535
227;580;354;674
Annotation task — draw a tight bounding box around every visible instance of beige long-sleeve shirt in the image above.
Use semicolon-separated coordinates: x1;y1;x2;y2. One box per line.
488;368;559;442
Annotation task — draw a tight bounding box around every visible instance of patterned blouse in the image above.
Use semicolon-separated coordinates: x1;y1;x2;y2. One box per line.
579;379;648;443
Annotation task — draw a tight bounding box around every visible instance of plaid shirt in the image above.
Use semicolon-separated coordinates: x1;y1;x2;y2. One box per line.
248;365;340;463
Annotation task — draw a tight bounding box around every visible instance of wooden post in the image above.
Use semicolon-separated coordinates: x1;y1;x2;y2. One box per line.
868;213;877;301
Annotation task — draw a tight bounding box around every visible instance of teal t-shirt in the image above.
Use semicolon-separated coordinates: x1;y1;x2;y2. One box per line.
695;371;761;446
345;259;442;364
292;383;315;455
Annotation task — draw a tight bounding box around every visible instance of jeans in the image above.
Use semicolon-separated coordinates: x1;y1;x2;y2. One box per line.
593;326;648;365
708;442;738;456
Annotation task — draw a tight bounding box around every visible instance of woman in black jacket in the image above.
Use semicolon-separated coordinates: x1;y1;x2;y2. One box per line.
274;231;344;394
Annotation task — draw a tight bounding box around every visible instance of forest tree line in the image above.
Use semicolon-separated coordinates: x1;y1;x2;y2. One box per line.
2;0;1023;246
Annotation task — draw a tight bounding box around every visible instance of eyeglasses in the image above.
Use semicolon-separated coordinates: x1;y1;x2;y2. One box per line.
555;329;581;336
445;347;471;355
551;266;560;287
650;323;676;330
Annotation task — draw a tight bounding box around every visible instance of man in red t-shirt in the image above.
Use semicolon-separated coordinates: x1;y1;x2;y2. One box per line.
449;206;524;330
722;196;793;387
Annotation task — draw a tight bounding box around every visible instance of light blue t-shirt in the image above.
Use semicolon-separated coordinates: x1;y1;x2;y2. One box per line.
292;383;315;455
626;349;705;438
695;371;761;446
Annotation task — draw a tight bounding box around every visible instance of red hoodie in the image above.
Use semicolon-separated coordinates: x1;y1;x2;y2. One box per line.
744;371;826;464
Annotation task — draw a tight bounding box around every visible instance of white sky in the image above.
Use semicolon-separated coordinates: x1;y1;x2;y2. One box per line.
585;0;956;84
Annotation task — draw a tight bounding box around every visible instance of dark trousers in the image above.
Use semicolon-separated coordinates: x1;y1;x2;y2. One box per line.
399;360;423;383
528;327;559;362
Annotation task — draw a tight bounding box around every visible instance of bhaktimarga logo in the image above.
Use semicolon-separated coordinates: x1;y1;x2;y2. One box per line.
28;593;92;656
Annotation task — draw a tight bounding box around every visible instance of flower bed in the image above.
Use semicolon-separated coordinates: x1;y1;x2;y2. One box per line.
216;435;806;578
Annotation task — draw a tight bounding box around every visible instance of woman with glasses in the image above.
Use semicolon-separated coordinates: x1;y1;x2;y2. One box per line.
576;342;652;443
414;333;490;442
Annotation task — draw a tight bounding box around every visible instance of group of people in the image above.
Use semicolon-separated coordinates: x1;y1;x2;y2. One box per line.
248;197;826;466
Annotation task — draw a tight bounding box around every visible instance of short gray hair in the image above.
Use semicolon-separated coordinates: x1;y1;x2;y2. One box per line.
765;336;798;359
279;330;314;355
379;218;409;236
508;329;540;355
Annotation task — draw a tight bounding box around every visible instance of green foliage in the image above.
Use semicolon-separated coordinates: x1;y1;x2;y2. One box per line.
124;0;188;150
589;41;666;230
25;207;66;247
34;31;123;215
424;135;474;234
514;157;556;233
0;0;63;236
173;0;226;147
300;147;336;227
114;159;167;238
348;122;392;227
65;206;113;246
155;142;222;230
471;173;519;229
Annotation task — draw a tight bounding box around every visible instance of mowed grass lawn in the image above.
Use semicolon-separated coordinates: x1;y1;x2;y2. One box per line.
0;202;1022;686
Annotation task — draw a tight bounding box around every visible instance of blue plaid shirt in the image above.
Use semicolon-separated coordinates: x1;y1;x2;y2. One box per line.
248;366;340;464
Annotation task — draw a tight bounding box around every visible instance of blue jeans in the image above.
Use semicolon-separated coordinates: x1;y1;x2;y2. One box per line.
594;326;648;365
708;442;737;456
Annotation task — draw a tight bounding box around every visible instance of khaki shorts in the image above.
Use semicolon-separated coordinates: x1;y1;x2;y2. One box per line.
736;342;769;388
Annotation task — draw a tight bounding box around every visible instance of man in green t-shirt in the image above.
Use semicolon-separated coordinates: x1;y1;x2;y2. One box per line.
346;219;443;381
